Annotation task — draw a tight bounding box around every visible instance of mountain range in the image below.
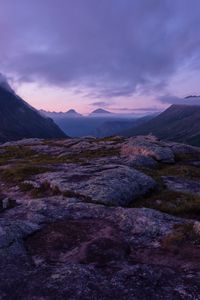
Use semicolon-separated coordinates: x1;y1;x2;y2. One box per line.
0;78;199;146
40;109;82;118
0;84;66;142
41;108;146;137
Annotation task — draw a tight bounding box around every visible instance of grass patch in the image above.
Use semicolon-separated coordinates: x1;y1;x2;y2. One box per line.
0;146;37;165
131;188;200;217
20;181;61;198
162;223;200;248
154;164;200;180
1;164;51;183
20;181;89;200
97;136;125;143
137;163;200;181
77;148;120;160
33;148;120;164
0;141;121;167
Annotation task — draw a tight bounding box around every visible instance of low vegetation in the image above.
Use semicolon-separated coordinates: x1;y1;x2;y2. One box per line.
131;188;200;218
1;164;51;183
162;223;200;248
137;163;200;181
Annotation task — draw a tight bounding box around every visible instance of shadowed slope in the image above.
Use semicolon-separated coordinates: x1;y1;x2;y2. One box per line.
0;86;66;142
123;105;200;146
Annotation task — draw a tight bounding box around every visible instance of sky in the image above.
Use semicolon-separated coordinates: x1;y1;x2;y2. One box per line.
0;0;200;114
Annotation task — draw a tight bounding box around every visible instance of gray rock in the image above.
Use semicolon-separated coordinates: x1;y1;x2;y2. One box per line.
34;164;157;206
171;143;200;160
0;135;200;299
0;138;43;147
121;136;175;163
0;201;199;300
123;154;158;169
162;176;200;195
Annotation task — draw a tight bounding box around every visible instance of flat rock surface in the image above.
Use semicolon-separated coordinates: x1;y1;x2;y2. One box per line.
162;176;200;195
35;164;156;206
0;136;199;299
1;200;200;300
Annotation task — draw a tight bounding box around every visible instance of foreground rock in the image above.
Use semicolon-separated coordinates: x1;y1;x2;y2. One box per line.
0;135;199;299
121;135;175;163
0;200;200;300
34;164;156;206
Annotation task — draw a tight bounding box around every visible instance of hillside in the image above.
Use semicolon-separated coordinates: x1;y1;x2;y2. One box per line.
0;85;66;142
123;105;200;146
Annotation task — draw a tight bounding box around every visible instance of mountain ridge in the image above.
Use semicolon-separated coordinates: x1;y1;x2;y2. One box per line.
122;104;200;146
0;85;66;142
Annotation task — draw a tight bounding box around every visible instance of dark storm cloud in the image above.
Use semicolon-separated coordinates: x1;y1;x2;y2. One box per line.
1;0;200;97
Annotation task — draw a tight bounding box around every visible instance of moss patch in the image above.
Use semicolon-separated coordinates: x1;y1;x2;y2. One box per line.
137;163;200;181
131;188;200;218
162;223;200;248
0;146;37;165
1;164;51;183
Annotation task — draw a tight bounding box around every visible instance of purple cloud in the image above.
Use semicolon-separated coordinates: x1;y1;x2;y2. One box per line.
91;101;111;107
159;95;200;105
1;0;200;99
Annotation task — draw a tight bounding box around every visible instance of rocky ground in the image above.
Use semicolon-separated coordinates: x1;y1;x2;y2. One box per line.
0;135;200;300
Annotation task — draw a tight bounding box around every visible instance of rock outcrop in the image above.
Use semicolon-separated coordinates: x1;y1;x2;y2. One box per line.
34;164;156;206
0;135;199;299
121;135;175;163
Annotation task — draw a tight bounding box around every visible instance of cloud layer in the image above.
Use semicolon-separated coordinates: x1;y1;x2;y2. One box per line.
159;95;200;105
1;0;200;99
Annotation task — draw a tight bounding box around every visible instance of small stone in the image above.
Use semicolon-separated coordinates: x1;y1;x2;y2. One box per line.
193;222;200;237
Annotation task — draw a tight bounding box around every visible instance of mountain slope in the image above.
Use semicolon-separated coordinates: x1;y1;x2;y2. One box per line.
122;105;200;146
0;85;66;142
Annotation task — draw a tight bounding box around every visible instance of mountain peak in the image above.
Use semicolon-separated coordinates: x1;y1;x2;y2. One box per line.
91;108;111;114
66;109;79;114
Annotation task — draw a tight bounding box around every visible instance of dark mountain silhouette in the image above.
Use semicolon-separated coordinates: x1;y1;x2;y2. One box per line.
0;84;66;142
90;108;112;115
122;105;200;146
65;109;81;116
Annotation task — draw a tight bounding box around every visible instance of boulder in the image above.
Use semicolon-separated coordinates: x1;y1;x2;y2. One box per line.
34;164;157;206
171;143;200;160
121;136;175;163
